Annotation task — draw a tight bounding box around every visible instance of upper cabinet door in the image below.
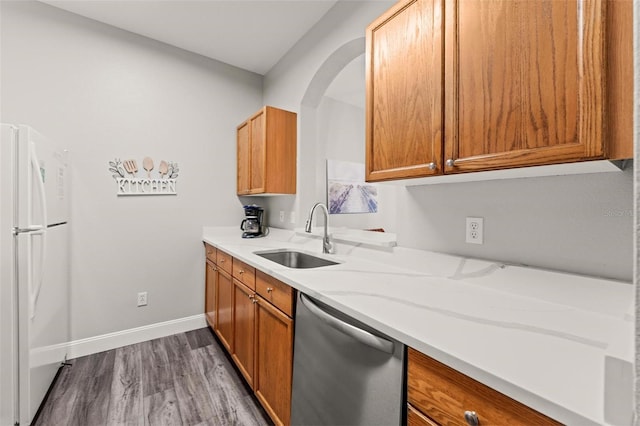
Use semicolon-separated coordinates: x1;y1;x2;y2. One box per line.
444;0;606;173
249;110;266;194
237;121;251;195
366;0;444;182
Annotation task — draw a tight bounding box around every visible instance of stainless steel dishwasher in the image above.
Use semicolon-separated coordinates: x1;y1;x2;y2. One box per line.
291;293;405;426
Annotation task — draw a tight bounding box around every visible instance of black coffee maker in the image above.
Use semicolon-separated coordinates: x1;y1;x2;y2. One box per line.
240;205;266;238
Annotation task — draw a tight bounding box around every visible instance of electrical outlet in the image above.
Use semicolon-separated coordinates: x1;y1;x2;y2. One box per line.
289;211;296;224
137;292;148;307
465;217;484;244
279;210;285;222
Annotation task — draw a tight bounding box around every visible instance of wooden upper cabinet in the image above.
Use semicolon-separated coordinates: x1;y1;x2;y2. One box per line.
365;0;632;181
366;0;444;181
444;0;606;173
237;121;251;194
237;106;297;195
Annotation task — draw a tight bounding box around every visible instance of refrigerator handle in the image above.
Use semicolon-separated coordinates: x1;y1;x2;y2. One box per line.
29;142;48;319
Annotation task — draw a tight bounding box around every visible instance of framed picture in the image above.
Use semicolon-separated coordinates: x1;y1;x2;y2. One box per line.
327;159;378;214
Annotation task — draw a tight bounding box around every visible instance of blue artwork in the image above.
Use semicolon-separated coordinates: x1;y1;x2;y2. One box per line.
327;159;378;214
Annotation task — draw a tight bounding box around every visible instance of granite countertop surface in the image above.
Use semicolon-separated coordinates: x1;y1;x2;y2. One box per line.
202;226;634;426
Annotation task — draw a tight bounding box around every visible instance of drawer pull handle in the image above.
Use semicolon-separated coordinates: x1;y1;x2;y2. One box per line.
267;287;273;293
464;411;479;426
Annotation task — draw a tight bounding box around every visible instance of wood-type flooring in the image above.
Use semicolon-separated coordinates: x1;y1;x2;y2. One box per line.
34;327;272;426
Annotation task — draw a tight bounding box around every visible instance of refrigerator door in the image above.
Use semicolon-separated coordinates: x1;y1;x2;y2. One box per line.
17;125;69;229
0;124;18;425
17;225;69;425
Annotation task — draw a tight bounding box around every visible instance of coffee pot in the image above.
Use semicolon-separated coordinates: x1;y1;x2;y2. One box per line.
240;205;266;238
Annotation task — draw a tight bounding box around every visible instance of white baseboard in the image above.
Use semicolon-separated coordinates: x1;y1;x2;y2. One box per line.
31;314;207;367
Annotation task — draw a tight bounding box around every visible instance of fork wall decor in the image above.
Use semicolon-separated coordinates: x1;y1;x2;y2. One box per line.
108;157;179;196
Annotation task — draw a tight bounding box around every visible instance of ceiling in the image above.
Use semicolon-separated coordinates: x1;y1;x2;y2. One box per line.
40;0;339;75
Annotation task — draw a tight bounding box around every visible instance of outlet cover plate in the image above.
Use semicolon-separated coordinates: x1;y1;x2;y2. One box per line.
466;217;484;244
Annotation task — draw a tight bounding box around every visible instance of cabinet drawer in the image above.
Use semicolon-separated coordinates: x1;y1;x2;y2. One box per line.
204;243;217;263
233;258;256;290
256;271;294;317
407;348;559;426
216;250;232;274
407;404;437;426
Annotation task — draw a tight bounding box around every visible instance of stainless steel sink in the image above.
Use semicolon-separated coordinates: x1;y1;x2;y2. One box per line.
254;249;339;269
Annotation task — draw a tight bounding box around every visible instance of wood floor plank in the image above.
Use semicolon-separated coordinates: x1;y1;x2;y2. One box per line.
163;333;200;377
35;363;80;426
144;389;182;426
171;369;216;425
35;330;269;426
107;344;144;425
67;350;116;425
140;339;173;397
185;327;215;350
193;345;270;425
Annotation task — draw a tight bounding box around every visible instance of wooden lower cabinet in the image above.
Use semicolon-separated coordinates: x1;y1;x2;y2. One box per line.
407;348;560;426
205;260;217;329
203;246;295;426
254;294;294;426
215;268;234;352
232;279;256;388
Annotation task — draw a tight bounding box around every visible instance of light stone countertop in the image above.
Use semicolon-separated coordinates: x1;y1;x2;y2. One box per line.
202;226;634;426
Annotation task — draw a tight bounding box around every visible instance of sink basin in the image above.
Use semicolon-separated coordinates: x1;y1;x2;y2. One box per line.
254;249;339;269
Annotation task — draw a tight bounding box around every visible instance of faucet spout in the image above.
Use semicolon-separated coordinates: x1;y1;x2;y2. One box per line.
305;202;333;254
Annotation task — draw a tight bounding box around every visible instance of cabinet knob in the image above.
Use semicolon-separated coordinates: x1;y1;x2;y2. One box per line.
266;287;273;293
239;270;244;275
248;294;253;300
464;411;479;426
446;158;456;167
220;259;225;263
252;297;258;304
428;162;436;170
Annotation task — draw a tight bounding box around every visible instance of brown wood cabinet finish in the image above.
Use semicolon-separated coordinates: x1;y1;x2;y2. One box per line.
236;106;297;195
215;268;233;353
233;258;256;290
365;0;444;181
444;0;605;173
216;250;232;274
205;243;217;263
365;0;632;182
205;260;217;329
407;348;560;426
256;270;295;317
407;403;438;426
232;279;256;388
237;121;251;194
203;249;296;426
254;294;294;426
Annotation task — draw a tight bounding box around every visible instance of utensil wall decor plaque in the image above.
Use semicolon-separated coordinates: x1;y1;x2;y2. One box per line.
109;157;179;195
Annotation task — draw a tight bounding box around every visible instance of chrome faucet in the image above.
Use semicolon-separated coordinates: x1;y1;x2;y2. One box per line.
305;202;333;254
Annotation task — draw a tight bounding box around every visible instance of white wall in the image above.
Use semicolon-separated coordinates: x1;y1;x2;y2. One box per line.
259;0;395;229
261;0;633;282
0;1;262;339
317;96;396;232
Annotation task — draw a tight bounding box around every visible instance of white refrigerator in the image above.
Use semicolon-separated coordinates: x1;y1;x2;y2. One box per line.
0;124;70;425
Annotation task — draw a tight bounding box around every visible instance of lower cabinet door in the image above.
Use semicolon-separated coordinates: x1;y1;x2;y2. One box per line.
215;269;234;352
205;260;217;329
232;280;256;388
254;295;294;426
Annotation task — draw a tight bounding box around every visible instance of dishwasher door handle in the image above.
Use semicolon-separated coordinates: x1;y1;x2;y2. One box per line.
300;293;394;354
